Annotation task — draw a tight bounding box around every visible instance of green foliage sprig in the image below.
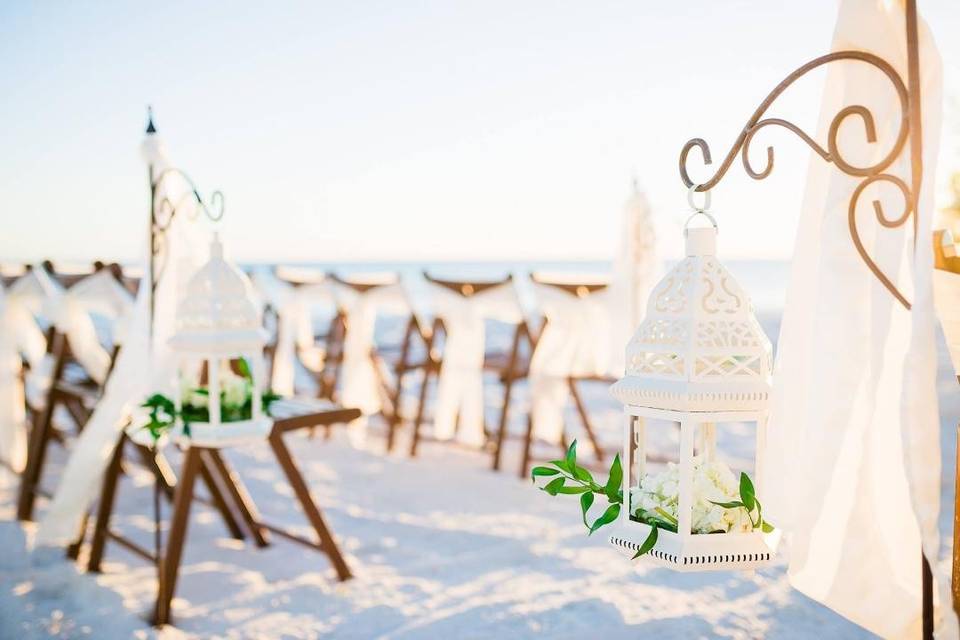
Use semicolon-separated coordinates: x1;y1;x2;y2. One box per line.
140;358;280;442
532;440;774;560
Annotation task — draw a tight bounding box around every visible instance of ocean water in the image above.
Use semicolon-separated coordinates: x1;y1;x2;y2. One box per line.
259;259;792;315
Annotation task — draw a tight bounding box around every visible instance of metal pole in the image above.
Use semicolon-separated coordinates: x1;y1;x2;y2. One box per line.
903;1;934;637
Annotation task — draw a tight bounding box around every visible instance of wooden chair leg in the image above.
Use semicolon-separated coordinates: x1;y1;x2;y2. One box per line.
153;447;202;627
87;436;126;573
197;457;246;541
133;443;176;500
409;365;432;457
568;378;605;462
519;412;535;480
66;512;89;560
202;450;269;547
17;392;58;521
268;429;352;581
386;317;416;452
491;322;524;471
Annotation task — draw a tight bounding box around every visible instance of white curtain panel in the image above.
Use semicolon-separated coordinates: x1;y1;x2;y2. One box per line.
762;1;952;637
608;185;658;375
36;134;208;546
528;280;612;445
427;279;524;447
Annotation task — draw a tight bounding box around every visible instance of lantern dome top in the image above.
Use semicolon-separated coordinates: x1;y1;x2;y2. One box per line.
170;236;266;353
611;224;772;413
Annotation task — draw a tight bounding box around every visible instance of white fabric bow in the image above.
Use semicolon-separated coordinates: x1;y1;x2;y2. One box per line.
428;279;523;447
528;279;613;445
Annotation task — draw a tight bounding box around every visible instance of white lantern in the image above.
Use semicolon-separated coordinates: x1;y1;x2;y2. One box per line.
608;213;777;570
169;235;270;444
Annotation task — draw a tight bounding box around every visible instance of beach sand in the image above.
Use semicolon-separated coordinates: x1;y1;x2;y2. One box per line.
0;311;954;639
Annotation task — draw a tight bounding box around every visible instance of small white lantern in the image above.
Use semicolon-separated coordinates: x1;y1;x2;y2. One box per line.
608;213;776;571
169;235;271;444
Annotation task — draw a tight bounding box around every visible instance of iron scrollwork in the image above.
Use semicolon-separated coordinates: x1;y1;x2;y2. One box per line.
679;50;914;309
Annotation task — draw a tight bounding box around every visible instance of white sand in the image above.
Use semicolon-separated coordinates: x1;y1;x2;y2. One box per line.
0;312;954;639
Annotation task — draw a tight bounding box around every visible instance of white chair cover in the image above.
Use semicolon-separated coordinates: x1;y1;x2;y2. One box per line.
762;2;953;637
0;277;49;472
427;278;523;447
37;132;208;546
52;269;134;386
528;278;613;445
330;276;410;406
251;268;332;395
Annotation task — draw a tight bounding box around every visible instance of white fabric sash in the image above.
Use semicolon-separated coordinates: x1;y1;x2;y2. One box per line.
428;279;523;447
52;269;134;386
0;277;48;472
528;279;612;445
37;134;208;546
252;269;331;395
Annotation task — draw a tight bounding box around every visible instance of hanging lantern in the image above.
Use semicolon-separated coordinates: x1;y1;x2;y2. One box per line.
169;234;270;443
608;191;776;571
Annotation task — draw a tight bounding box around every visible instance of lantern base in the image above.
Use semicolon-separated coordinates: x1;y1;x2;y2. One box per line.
172;417;274;448
608;522;777;572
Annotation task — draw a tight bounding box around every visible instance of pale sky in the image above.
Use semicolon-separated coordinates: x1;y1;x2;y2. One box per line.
1;1;958;264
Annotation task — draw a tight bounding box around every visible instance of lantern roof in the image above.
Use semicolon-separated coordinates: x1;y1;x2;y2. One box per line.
610;223;772;413
170;235;266;353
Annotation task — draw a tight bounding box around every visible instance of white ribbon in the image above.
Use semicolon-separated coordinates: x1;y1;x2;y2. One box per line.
428;279;523;447
251;269;331;395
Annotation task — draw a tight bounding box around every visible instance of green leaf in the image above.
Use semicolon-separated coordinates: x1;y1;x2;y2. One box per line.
542;477;566;496
548;459;571;474
589;503;620;535
739;472;756;511
631;523;659;559
571;464;594;484
653;506;678;526
580;492;595;529
709;500;744;509
235;357;253;381
565;440;578;471
531;466;560;482
761;521;774;533
556;486;590;495
604;454;623;503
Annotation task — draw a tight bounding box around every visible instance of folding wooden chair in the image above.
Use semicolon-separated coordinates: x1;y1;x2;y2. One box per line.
514;274;616;479
325;273;432;450
408;273;532;466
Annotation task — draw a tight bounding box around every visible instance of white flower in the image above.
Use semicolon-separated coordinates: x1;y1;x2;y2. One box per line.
632;457;754;535
222;374;249;408
190;390;209;408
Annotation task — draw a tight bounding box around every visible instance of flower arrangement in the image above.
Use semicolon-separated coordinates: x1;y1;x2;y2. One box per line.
532;441;772;558
140;358;279;442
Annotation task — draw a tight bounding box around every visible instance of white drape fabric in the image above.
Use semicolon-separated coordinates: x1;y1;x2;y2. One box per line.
37;134;208;546
608;184;658;374
763;2;952;637
428;280;523;447
331;277;410;409
52;270;134;385
0;272;52;472
251;269;331;395
934;269;960;374
528;280;613;444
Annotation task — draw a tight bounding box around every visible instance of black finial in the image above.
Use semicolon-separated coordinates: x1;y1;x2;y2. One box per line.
145;105;157;134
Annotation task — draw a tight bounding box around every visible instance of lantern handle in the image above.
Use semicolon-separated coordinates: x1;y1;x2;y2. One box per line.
685;184;717;232
686;183;712;212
